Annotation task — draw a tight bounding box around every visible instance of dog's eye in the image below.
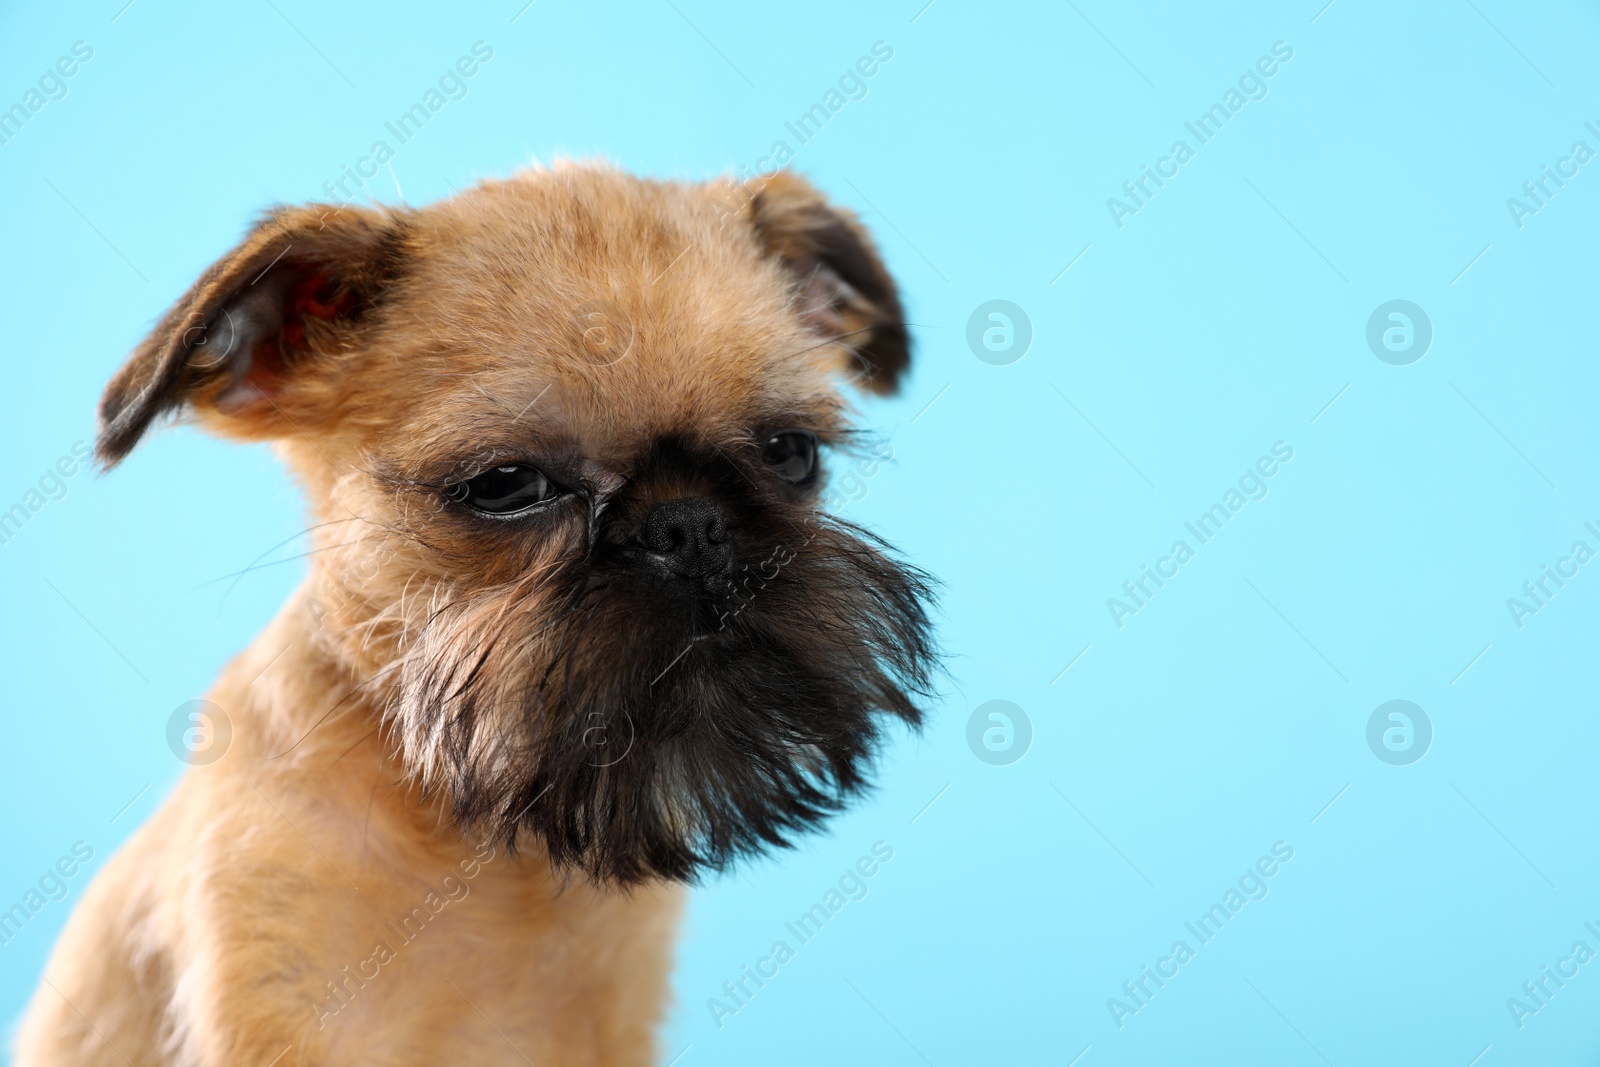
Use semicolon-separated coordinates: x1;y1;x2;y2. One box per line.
761;431;818;484
448;464;559;515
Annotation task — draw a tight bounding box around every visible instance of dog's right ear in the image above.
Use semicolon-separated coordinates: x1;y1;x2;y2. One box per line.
96;203;410;468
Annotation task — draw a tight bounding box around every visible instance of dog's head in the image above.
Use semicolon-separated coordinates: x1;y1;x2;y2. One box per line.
97;164;936;883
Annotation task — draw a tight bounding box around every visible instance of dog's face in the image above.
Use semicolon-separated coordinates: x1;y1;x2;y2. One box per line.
97;164;935;883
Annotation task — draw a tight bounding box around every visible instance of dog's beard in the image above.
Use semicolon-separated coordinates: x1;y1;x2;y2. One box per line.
388;513;936;884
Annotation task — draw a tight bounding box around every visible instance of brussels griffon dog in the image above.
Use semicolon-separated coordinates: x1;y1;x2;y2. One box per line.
15;164;935;1066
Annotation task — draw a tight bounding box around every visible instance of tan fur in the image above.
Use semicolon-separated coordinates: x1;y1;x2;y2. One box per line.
16;163;909;1066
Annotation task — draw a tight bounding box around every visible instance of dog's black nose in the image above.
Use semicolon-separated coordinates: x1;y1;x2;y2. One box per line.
641;497;732;580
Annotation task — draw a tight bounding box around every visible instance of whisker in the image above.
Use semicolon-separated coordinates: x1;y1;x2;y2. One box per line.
776;321;924;365
203;540;364;599
266;659;403;761
190;516;365;593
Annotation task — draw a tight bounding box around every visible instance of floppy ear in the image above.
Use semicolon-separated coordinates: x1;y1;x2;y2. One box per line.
96;203;410;468
743;172;910;396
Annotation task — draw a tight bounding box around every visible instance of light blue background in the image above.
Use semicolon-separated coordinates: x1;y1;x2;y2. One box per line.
3;1;1599;1064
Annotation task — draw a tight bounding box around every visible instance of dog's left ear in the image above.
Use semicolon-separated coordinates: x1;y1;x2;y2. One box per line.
96;203;410;467
742;172;910;396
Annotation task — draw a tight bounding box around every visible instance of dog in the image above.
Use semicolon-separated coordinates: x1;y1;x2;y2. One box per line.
14;163;936;1066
